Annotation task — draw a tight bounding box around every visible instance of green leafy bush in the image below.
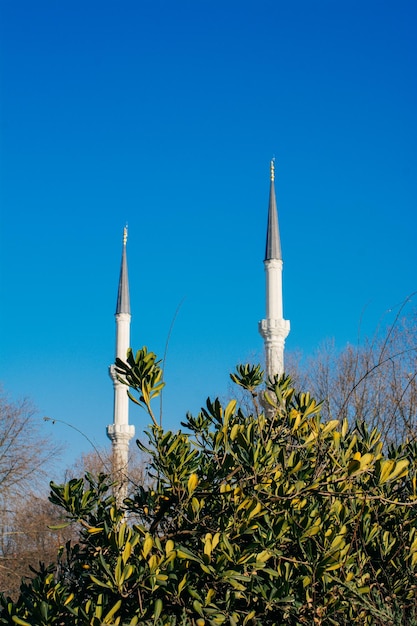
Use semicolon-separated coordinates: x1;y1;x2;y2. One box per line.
1;350;416;625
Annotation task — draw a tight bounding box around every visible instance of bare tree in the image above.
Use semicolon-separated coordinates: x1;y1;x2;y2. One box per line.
1;493;76;599
0;433;148;599
0;392;61;495
0;389;63;597
287;306;417;446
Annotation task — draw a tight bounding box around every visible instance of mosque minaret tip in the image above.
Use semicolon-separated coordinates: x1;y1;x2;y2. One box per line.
107;226;135;504
259;160;290;380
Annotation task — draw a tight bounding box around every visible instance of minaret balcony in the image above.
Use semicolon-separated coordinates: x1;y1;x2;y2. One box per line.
106;423;135;442
258;318;290;339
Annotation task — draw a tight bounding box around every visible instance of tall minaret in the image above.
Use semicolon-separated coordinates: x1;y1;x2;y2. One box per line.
259;160;290;380
107;226;135;504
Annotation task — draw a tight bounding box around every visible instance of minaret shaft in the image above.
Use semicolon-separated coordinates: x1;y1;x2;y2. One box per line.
115;312;130;361
265;259;283;319
112;312;131;428
259;161;290;380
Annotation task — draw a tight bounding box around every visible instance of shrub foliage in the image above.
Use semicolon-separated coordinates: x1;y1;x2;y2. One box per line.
1;349;417;625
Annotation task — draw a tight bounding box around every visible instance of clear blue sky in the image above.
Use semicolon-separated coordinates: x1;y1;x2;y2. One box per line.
1;0;416;476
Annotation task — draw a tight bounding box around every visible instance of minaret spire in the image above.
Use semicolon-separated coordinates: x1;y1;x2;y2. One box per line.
116;225;130;315
107;227;135;505
259;160;290;380
265;159;282;262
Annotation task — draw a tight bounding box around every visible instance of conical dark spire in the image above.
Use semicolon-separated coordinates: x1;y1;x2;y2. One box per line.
264;159;282;261
116;226;131;315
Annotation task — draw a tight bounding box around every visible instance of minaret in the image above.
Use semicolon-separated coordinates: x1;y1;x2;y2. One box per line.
107;226;135;505
259;160;290;380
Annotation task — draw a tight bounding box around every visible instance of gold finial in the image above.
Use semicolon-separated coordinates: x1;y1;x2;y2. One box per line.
123;225;128;245
270;158;275;182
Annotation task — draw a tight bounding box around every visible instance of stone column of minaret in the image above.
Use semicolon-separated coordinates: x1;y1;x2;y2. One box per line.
107;226;135;505
259;160;290;380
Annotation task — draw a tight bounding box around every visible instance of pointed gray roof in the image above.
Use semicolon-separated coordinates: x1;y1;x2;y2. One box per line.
116;227;131;315
264;160;282;261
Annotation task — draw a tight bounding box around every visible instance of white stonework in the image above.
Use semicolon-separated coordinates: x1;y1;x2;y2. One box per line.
259;317;290;381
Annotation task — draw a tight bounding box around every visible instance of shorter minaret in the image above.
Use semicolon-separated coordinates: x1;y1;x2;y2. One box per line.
259;160;290;380
107;226;135;505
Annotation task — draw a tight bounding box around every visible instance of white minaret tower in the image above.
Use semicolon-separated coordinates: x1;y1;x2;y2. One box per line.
259;160;290;380
107;226;135;504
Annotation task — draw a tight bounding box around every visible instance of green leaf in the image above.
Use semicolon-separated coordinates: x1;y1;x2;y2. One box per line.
178;574;187;595
89;575;112;590
154;598;163;622
224;399;237;423
47;522;71;530
103;600;122;623
11;617;32;626
193;600;204;616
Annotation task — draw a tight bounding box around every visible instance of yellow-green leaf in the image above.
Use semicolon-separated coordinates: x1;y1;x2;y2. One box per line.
322;419;339;435
11;617;32;626
122;541;132;563
142;534;153;558
103;600;122;624
187;473;199;495
224;399;237;423
178;573;187;595
165;539;175;555
388;459;409;482
154;598;163;620
230;424;240;441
